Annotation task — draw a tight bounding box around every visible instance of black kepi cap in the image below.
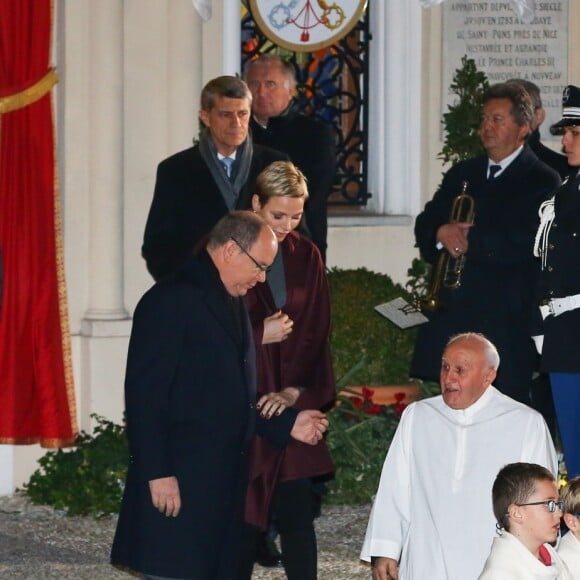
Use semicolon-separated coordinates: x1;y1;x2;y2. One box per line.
550;85;580;135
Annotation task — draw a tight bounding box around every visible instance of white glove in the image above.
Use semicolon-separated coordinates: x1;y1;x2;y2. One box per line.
532;335;544;355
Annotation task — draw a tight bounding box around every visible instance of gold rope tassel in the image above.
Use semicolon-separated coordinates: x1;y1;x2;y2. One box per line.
0;68;58;115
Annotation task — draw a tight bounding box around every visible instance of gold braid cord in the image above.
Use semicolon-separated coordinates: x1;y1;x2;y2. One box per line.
0;68;58;115
51;96;79;448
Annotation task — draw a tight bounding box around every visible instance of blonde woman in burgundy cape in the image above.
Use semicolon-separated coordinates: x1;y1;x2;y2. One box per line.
236;161;335;580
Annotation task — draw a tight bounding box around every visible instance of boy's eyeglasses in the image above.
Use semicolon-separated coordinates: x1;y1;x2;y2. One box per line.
230;237;271;273
516;499;564;513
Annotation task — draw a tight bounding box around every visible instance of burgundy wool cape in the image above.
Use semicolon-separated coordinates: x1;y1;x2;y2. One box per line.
244;231;336;529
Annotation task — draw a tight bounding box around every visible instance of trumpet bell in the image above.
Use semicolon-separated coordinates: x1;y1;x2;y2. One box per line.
419;297;439;312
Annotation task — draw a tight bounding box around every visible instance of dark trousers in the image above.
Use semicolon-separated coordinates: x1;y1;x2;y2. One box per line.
142;574;232;580
550;372;580;478
236;478;317;580
529;372;558;438
143;575;191;580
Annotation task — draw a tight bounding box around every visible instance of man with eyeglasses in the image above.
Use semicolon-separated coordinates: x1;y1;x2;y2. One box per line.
112;211;329;580
230;235;271;273
141;75;288;281
361;333;557;580
410;82;561;411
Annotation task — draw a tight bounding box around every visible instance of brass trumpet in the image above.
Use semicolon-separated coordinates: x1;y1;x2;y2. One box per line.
420;181;475;312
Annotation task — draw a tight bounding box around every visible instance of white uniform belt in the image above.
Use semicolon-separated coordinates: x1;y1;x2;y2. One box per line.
539;293;580;319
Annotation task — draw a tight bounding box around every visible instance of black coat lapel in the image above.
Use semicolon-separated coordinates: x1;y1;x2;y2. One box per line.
181;253;242;346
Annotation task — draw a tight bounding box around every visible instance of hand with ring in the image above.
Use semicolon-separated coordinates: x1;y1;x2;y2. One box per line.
257;387;301;419
436;222;471;258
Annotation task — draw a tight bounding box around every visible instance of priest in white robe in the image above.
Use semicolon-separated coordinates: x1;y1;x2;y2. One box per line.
360;332;557;580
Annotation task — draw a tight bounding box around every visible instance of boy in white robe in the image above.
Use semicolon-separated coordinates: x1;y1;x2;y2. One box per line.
478;462;573;579
360;332;557;580
559;476;580;576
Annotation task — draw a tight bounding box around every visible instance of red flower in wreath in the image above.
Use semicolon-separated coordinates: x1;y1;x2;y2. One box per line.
361;387;375;400
365;403;382;416
393;392;408;417
350;396;363;410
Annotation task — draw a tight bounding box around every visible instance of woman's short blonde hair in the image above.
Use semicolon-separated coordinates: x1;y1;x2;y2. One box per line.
254;161;309;206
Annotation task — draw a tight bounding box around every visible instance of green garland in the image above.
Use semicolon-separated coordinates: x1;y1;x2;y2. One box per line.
24;415;128;517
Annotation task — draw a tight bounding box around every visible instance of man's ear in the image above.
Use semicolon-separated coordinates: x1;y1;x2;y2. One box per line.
535;107;546;128
518;123;531;143
199;109;209;128
484;367;497;386
563;512;579;532
222;239;237;263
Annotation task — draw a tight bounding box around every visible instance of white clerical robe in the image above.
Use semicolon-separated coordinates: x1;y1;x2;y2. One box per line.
558;532;580;578
360;386;557;580
479;532;573;579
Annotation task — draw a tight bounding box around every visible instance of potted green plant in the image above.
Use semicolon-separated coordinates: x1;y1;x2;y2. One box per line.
23;415;128;517
439;54;489;167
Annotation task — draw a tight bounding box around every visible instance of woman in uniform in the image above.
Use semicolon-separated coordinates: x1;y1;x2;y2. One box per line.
533;84;580;479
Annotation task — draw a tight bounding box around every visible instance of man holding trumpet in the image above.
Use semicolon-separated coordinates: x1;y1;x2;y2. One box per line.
410;82;561;406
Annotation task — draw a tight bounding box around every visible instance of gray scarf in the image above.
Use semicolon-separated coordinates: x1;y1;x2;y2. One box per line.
198;129;253;210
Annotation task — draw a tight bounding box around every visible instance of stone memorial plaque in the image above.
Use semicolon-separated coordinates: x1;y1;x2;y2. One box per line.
443;1;569;140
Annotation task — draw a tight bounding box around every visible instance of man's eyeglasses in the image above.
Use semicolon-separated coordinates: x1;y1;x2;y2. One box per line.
231;237;271;273
516;499;564;513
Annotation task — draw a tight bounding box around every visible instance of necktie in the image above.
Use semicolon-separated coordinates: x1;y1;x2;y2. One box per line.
488;164;501;180
221;157;234;181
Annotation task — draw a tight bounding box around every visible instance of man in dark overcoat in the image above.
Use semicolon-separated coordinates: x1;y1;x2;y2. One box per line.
111;211;328;579
507;78;573;180
245;54;336;262
410;82;561;405
142;75;288;281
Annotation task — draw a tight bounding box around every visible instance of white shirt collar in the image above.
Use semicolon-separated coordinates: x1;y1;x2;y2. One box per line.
488;145;523;177
217;151;237;161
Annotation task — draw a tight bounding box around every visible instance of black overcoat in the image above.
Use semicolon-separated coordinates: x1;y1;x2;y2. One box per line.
410;146;561;403
528;129;573;180
142;143;287;280
250;109;336;261
533;171;580;372
110;253;296;579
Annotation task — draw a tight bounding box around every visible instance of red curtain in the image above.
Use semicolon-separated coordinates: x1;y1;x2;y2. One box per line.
0;0;77;446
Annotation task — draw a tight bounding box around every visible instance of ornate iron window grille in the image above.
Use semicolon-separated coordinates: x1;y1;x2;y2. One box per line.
241;2;371;207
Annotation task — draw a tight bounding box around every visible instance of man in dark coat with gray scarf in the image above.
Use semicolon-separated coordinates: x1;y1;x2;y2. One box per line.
111;211;328;579
142;75;287;281
410;82;561;406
